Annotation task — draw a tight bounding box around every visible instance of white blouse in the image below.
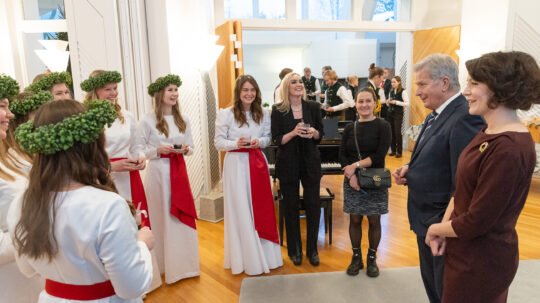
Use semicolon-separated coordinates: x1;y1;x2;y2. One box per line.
0;165;26;265
214;107;271;152
8;186;153;302
138;113;194;159
105;111;145;160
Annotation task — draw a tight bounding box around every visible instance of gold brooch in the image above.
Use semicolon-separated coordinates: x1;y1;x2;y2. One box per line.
479;142;488;153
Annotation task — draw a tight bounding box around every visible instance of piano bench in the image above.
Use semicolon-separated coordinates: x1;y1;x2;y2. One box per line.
275;187;335;246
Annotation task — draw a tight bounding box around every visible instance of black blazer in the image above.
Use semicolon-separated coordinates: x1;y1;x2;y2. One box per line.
383;78;392;99
271;100;324;183
406;94;485;236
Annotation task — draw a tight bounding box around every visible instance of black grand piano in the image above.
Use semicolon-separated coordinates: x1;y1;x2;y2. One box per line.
264;119;351;180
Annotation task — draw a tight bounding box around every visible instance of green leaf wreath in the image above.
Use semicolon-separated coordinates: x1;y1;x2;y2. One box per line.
0;74;20;100
26;72;72;93
15;99;117;155
147;74;182;97
80;71;122;92
9;91;54;116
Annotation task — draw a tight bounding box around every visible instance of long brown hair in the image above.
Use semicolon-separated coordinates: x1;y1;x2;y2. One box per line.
13;100;120;261
153;82;186;137
392;76;404;92
233;75;263;127
84;70;125;124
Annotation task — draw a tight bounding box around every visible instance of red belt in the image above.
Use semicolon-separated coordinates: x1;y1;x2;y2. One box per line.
110;158;151;228
229;148;279;244
45;279;115;300
160;153;197;229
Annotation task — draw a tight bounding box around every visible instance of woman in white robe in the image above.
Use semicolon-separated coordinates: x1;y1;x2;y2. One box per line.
140;74;199;284
0;80;44;303
8;99;153;302
215;75;283;275
82;70;162;291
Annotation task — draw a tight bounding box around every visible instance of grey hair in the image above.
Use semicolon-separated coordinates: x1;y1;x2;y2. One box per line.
414;54;460;91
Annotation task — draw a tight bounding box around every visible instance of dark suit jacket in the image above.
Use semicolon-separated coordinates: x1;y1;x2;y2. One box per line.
407;94;485;236
383;78;392;99
271;100;324;184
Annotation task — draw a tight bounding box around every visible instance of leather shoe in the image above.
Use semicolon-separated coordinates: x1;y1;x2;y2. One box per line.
388;152;396;156
396;153;402;158
308;252;320;266
290;254;302;266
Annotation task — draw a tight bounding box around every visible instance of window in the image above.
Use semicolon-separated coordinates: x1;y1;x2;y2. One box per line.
224;0;285;19
362;0;411;22
22;0;65;20
296;0;352;21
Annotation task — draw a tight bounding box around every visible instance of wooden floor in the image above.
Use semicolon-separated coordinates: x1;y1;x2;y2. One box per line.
144;151;540;302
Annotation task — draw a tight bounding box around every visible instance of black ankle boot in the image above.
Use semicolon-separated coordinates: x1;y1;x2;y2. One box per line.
366;248;379;277
346;248;364;276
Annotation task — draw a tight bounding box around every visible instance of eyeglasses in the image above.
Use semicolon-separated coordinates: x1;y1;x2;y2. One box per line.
290;80;303;84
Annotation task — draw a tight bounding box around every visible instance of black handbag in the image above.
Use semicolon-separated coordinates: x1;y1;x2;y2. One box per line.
353;121;392;189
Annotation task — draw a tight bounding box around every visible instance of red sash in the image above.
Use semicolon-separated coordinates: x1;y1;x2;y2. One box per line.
110;158;151;228
45;279;115;300
160;153;197;229
229;148;279;244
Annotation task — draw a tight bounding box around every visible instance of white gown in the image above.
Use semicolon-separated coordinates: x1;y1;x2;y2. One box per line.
105;111;162;292
7;186;152;303
139;113;200;284
0;164;44;303
214;108;283;275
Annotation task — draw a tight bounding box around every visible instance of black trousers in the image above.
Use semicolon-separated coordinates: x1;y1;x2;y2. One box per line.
417;236;444;303
387;110;404;154
280;176;321;257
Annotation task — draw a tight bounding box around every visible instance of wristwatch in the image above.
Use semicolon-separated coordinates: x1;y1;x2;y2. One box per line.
355;162;360;168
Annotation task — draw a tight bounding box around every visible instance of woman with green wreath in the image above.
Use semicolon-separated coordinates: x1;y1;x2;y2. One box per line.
139;74;199;284
28;72;72;100
0;74;44;303
9;99;154;302
82;70;162;292
1;90;54;175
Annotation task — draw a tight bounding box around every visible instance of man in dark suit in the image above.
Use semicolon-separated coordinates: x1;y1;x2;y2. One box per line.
392;54;484;303
382;68;392;99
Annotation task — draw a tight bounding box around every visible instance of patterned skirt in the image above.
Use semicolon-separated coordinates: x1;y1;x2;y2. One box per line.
343;177;389;215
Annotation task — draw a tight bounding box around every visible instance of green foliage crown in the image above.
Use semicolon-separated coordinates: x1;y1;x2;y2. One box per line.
9;91;54;116
26;72;72;93
147;74;182;97
15;99;117;155
80;71;122;92
0;74;20;100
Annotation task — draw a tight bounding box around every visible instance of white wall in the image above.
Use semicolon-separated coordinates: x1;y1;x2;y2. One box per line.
145;0;219;208
414;0;462;30
0;1;16;78
458;0;510;85
243;45;304;105
303;39;377;78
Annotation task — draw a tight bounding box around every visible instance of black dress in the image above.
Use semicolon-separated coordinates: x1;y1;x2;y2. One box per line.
339;118;391;215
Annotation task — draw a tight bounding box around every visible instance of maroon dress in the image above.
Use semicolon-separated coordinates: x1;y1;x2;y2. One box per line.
444;129;536;303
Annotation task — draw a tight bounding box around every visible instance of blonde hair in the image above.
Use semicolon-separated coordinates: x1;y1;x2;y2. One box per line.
325;70;338;81
347;76;358;87
275;72;307;113
152;84;186;137
83;70;125;124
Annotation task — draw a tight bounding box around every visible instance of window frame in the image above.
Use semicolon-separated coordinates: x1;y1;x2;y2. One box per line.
215;0;414;32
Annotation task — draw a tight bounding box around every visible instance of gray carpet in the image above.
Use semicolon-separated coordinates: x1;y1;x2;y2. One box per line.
239;260;540;303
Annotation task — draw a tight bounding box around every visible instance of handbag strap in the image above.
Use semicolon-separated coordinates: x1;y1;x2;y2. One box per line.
353;121;363;161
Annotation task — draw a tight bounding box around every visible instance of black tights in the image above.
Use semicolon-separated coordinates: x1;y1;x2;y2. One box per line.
349;214;381;250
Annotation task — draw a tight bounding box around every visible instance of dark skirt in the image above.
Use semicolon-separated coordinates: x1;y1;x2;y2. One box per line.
343;177;389;215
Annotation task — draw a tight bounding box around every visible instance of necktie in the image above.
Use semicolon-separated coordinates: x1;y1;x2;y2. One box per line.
418;111;438;143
